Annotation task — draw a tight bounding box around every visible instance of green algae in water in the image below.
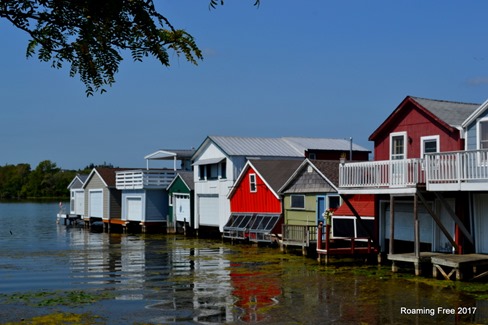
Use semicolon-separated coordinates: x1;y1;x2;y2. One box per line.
0;290;114;307
2;312;104;325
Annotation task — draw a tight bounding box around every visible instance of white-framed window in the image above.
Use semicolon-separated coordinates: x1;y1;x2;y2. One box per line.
290;195;305;209
198;160;227;180
420;135;440;157
327;194;341;210
249;174;257;192
477;118;488;150
390;131;407;160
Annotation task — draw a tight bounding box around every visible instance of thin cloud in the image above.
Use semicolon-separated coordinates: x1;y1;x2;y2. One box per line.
466;77;488;86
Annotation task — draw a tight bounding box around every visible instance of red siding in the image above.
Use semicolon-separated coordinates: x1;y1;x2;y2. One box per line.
230;167;281;214
374;102;463;160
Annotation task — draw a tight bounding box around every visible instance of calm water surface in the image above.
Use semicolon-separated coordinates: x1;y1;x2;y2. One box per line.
1;202;488;324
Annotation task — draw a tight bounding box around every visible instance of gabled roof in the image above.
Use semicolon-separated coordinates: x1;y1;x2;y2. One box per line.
67;174;89;189
278;159;339;193
166;171;194;191
462;98;488;128
82;167;131;189
333;194;375;217
369;96;480;141
193;136;370;160
228;159;304;200
145;149;195;160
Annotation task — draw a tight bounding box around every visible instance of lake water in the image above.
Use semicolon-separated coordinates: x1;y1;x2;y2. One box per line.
1;202;488;324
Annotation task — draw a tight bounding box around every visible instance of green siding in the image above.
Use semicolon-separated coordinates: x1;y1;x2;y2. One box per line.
283;194;318;226
167;176;193;225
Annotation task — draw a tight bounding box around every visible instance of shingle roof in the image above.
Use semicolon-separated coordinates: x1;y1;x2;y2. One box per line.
178;171;194;191
410;97;480;128
207;136;369;158
309;160;340;187
248;159;304;193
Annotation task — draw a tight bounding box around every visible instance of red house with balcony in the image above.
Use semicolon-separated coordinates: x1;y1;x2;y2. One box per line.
224;159;303;243
338;96;483;276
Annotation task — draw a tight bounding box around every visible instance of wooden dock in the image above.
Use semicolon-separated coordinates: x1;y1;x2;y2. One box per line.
388;252;441;276
56;213;82;225
431;254;488;280
388;252;488;280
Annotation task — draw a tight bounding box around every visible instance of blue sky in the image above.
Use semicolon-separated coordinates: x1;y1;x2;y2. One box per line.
1;1;488;170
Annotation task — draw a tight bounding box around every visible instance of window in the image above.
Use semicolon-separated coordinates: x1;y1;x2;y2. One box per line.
420;135;439;157
220;161;227;179
290;195;305;209
327;195;341;210
309;153;316;160
479;119;488;149
199;161;226;180
249;174;257;192
390;132;407;160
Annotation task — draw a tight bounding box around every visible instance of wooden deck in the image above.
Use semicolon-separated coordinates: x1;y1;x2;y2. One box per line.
56;213;82;225
388;252;488;280
431;254;488;280
388;252;441;276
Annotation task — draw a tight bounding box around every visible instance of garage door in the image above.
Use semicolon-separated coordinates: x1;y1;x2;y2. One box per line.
199;195;219;226
127;197;143;221
384;202;433;243
89;190;103;218
175;194;190;222
474;194;488;254
74;191;85;215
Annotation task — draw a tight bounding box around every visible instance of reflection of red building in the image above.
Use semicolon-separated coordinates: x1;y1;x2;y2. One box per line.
224;159;303;243
230;265;282;322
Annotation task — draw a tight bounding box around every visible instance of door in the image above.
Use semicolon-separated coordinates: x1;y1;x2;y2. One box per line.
384;201;433;243
89;190;103;218
175;194;191;222
198;195;219;227
390;132;406;186
74;190;85;215
316;196;325;224
127;197;143;221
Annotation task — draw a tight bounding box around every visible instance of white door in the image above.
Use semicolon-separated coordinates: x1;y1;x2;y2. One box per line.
74;191;85;215
384;202;433;243
474;194;488;254
89;190;103;218
199;195;219;227
433;199;455;253
390;133;406;185
175;194;190;222
127;197;143;221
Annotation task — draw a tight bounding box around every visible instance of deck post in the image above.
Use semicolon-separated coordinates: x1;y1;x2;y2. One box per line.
414;193;420;259
390;195;396;272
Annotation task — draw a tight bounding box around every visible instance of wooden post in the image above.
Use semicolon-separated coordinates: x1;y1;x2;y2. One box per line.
390;195;397;272
325;223;331;264
414;193;420;259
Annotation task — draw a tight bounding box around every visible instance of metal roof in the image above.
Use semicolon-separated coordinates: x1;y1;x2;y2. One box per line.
411;97;480;128
207;136;369;158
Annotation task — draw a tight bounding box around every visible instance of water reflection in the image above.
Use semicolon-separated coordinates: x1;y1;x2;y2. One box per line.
1;202;488;324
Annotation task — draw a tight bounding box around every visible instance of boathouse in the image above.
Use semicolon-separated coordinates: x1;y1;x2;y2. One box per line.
167;171;195;234
223;159;303;243
192;135;370;235
337;96;488;278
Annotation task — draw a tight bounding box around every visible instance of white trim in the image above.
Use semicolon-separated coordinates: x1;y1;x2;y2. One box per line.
389;131;407;160
249;173;257;192
420;135;440;157
88;188;104;219
476;117;488;150
462;98;488;128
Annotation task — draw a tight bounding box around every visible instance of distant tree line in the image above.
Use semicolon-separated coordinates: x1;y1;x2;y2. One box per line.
0;160;115;199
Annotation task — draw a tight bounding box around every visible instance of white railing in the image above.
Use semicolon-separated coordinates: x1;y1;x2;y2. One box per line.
339;158;425;189
116;170;177;190
425;150;488;188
